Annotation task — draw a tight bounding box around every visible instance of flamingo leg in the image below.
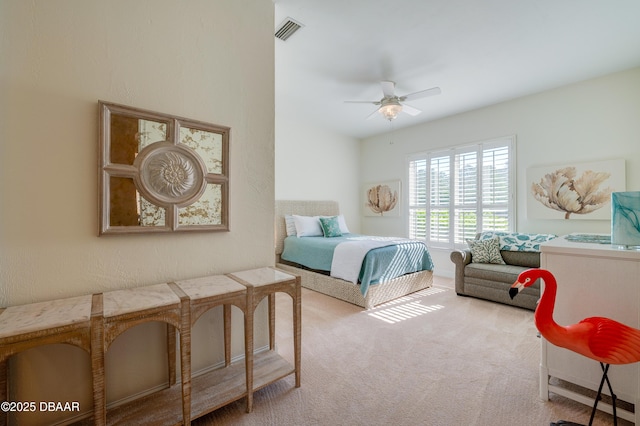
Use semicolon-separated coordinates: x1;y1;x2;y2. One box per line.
588;363;617;426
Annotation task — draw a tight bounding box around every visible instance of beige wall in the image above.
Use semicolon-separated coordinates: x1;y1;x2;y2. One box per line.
0;0;274;423
359;68;640;277
275;112;362;233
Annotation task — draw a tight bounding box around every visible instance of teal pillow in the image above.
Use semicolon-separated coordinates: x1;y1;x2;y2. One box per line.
319;216;342;238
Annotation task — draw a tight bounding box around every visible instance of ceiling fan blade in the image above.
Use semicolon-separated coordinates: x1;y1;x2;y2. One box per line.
366;107;381;120
400;87;441;101
401;103;422;116
381;81;396;98
344;100;381;104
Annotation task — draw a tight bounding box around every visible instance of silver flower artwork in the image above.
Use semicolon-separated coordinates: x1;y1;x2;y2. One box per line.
367;184;398;216
531;166;613;219
134;141;207;208
147;151;196;198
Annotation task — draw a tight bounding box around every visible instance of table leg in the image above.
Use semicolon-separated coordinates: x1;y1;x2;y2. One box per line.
294;281;301;388
245;294;254;413
0;357;7;426
91;294;106;426
179;301;191;425
224;304;232;366
268;293;276;351
167;325;176;386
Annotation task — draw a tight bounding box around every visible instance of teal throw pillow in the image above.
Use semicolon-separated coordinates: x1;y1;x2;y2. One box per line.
467;237;505;264
319;216;342;238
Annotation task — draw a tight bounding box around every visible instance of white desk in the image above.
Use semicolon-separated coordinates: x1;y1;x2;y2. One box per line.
540;235;640;423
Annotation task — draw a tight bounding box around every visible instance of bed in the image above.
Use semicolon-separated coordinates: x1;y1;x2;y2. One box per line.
275;200;434;309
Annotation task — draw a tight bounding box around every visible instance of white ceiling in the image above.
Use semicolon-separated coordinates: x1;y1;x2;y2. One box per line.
274;0;640;139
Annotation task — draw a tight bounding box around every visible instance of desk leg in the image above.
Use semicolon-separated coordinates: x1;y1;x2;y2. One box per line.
540;339;550;401
539;365;550;401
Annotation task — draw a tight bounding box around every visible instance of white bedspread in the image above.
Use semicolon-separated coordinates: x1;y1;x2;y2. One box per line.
330;236;409;283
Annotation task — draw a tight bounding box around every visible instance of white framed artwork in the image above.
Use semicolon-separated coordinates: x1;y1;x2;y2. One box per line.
363;180;401;217
526;159;625;220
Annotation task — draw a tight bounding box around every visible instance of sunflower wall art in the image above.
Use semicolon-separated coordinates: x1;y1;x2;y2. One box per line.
526;159;625;220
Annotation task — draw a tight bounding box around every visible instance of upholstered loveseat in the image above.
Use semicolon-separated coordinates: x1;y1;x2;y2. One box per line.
450;232;556;311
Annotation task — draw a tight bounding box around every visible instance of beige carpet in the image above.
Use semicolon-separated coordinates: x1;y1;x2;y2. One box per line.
193;277;630;426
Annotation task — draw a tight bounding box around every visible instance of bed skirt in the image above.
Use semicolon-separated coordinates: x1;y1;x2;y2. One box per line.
276;262;433;310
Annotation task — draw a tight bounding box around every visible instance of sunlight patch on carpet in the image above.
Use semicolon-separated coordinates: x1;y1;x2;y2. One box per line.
367;302;444;324
366;287;447;324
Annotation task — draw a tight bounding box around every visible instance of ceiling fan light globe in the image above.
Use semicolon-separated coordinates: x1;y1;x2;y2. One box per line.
379;103;402;121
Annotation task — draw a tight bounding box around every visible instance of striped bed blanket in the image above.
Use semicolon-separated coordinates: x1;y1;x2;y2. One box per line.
280;234;433;296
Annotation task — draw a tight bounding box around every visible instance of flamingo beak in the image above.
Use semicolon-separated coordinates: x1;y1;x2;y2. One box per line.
509;281;524;299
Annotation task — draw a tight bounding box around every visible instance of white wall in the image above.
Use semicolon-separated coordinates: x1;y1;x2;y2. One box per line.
0;1;274;423
275;112;361;232
360;68;640;277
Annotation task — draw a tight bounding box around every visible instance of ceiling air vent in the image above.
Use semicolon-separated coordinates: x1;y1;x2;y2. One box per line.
275;18;304;41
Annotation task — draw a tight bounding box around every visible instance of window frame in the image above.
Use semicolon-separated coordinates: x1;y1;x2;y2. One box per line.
407;135;516;250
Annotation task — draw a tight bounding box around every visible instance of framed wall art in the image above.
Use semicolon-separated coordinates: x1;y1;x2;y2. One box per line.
526;159;625;220
611;191;640;248
363;180;401;217
99;101;229;235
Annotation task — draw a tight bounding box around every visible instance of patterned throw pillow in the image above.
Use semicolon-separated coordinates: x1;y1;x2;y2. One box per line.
478;231;557;252
319;216;342;238
467;237;505;264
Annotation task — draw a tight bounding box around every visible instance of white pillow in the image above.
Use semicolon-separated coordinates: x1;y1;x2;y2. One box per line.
284;215;297;236
293;215;323;237
336;214;350;234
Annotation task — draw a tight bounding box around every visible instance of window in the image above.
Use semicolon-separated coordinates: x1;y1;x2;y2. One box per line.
408;136;515;249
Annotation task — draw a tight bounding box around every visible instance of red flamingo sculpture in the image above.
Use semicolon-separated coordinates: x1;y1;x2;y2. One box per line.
510;268;640;426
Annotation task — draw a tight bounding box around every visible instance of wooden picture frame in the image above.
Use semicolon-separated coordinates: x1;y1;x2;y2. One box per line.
98;101;230;235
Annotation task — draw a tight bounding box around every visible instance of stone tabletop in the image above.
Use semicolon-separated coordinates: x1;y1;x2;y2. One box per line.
174;275;246;300
0;294;93;339
228;267;296;288
102;283;181;318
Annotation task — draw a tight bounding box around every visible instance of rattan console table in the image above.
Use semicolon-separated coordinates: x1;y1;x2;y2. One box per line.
0;295;95;426
0;267;300;426
229;267;302;411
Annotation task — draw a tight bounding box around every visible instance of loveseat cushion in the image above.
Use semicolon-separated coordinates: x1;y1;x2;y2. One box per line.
464;262;531;284
500;250;540;268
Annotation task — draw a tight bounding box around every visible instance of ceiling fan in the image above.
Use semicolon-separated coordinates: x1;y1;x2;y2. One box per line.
345;81;441;121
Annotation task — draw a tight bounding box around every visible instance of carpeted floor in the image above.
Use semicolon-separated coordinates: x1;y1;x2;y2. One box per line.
192;277;631;426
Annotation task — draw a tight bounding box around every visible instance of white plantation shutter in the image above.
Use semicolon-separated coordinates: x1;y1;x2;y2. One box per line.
454;149;478;244
482;145;510;230
429;155;450;243
408;136;514;249
408;159;427;239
